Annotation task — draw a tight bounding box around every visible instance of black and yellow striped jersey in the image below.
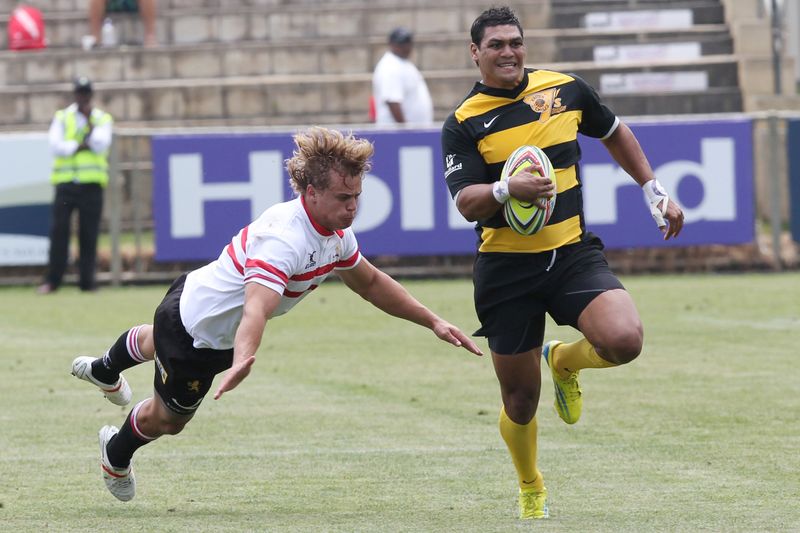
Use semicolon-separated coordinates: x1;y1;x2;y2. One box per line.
441;68;618;253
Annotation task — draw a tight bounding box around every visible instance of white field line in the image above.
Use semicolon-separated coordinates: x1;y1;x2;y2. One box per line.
0;444;508;462
1;439;592;462
682;316;799;331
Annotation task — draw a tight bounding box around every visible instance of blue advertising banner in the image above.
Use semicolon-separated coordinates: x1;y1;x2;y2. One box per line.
152;130;473;261
152;119;755;261
582;118;754;248
787;119;800;243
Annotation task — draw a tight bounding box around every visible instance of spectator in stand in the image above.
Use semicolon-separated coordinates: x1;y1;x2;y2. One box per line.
372;27;434;126
85;0;157;48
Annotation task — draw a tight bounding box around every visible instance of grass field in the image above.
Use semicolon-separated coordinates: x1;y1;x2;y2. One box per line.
1;273;798;532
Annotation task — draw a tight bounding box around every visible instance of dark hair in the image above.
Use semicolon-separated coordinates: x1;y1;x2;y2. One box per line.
470;6;523;46
388;27;413;44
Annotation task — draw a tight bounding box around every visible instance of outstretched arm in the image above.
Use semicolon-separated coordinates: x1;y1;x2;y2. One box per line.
214;282;282;399
337;259;483;356
602;121;684;239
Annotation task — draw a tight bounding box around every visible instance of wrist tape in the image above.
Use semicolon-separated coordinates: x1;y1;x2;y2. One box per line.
492;180;510;204
642;179;668;228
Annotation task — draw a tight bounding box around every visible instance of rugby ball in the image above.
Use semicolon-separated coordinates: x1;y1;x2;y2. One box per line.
500;145;556;235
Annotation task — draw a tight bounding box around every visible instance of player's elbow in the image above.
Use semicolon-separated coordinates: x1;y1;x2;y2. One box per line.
459;211;479;222
455;196;489;222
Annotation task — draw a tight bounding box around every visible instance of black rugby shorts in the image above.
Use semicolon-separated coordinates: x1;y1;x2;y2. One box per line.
472;234;624;355
152;273;234;415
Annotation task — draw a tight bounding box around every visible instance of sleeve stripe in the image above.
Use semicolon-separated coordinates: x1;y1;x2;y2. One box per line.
245;259;289;283
240;225;249;255
599;117;620;140
284;284;318;298
245;273;287;288
335;248;361;268
226;243;244;275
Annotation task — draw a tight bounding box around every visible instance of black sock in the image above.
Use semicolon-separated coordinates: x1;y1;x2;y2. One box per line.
106;407;153;468
91;329;142;383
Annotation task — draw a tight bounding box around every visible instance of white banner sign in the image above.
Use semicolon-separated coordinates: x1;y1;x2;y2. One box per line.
585;9;693;30
0;133;52;266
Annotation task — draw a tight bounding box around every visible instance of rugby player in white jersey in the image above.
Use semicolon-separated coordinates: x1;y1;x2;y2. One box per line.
71;126;483;502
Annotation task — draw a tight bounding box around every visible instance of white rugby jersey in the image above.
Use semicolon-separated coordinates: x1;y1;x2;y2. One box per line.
179;196;362;350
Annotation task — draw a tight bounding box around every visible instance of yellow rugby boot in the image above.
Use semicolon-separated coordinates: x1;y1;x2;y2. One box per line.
542;340;582;424
518;487;549;519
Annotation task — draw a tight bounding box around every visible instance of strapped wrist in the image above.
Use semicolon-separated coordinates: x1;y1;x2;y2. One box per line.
643;179;665;203
642;179;668;228
492;179;510;204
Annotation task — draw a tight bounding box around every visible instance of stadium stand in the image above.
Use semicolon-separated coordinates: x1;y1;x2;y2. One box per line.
0;0;796;130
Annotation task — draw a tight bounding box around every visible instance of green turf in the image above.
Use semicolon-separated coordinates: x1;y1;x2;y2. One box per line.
1;273;798;532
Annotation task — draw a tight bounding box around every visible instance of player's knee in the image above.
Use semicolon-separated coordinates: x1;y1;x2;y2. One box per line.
503;391;539;424
603;326;643;365
154;409;193;435
159;419;188;435
137;324;156;359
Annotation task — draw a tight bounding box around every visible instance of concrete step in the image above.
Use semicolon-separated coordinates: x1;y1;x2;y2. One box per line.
0;56;743;128
604;88;741;115
0;0;549;49
550;0;721;9
0;24;735;86
564;55;740;88
0;71;378;126
0;0;531;15
555;26;733;61
0;33;470;85
550;0;725;28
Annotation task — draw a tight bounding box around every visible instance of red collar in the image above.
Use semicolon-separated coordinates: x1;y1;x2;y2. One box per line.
300;195;343;238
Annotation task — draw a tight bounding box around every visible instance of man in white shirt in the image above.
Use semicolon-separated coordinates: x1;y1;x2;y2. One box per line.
71;126;483;502
39;76;113;294
372;27;434;125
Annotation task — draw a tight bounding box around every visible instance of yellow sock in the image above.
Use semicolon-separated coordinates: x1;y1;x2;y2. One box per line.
552;338;616;378
499;407;544;492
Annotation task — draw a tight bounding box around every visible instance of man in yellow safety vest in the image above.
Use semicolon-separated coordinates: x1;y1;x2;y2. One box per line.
38;76;113;294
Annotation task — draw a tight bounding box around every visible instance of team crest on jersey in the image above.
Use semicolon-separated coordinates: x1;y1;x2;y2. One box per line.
304;251;317;269
524;88;566;122
187;380;201;393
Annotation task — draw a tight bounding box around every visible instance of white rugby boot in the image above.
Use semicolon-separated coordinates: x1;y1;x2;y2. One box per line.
71;356;132;406
99;425;136;501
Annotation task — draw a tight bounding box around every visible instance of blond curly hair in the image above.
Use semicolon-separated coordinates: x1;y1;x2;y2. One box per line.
286;127;374;194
